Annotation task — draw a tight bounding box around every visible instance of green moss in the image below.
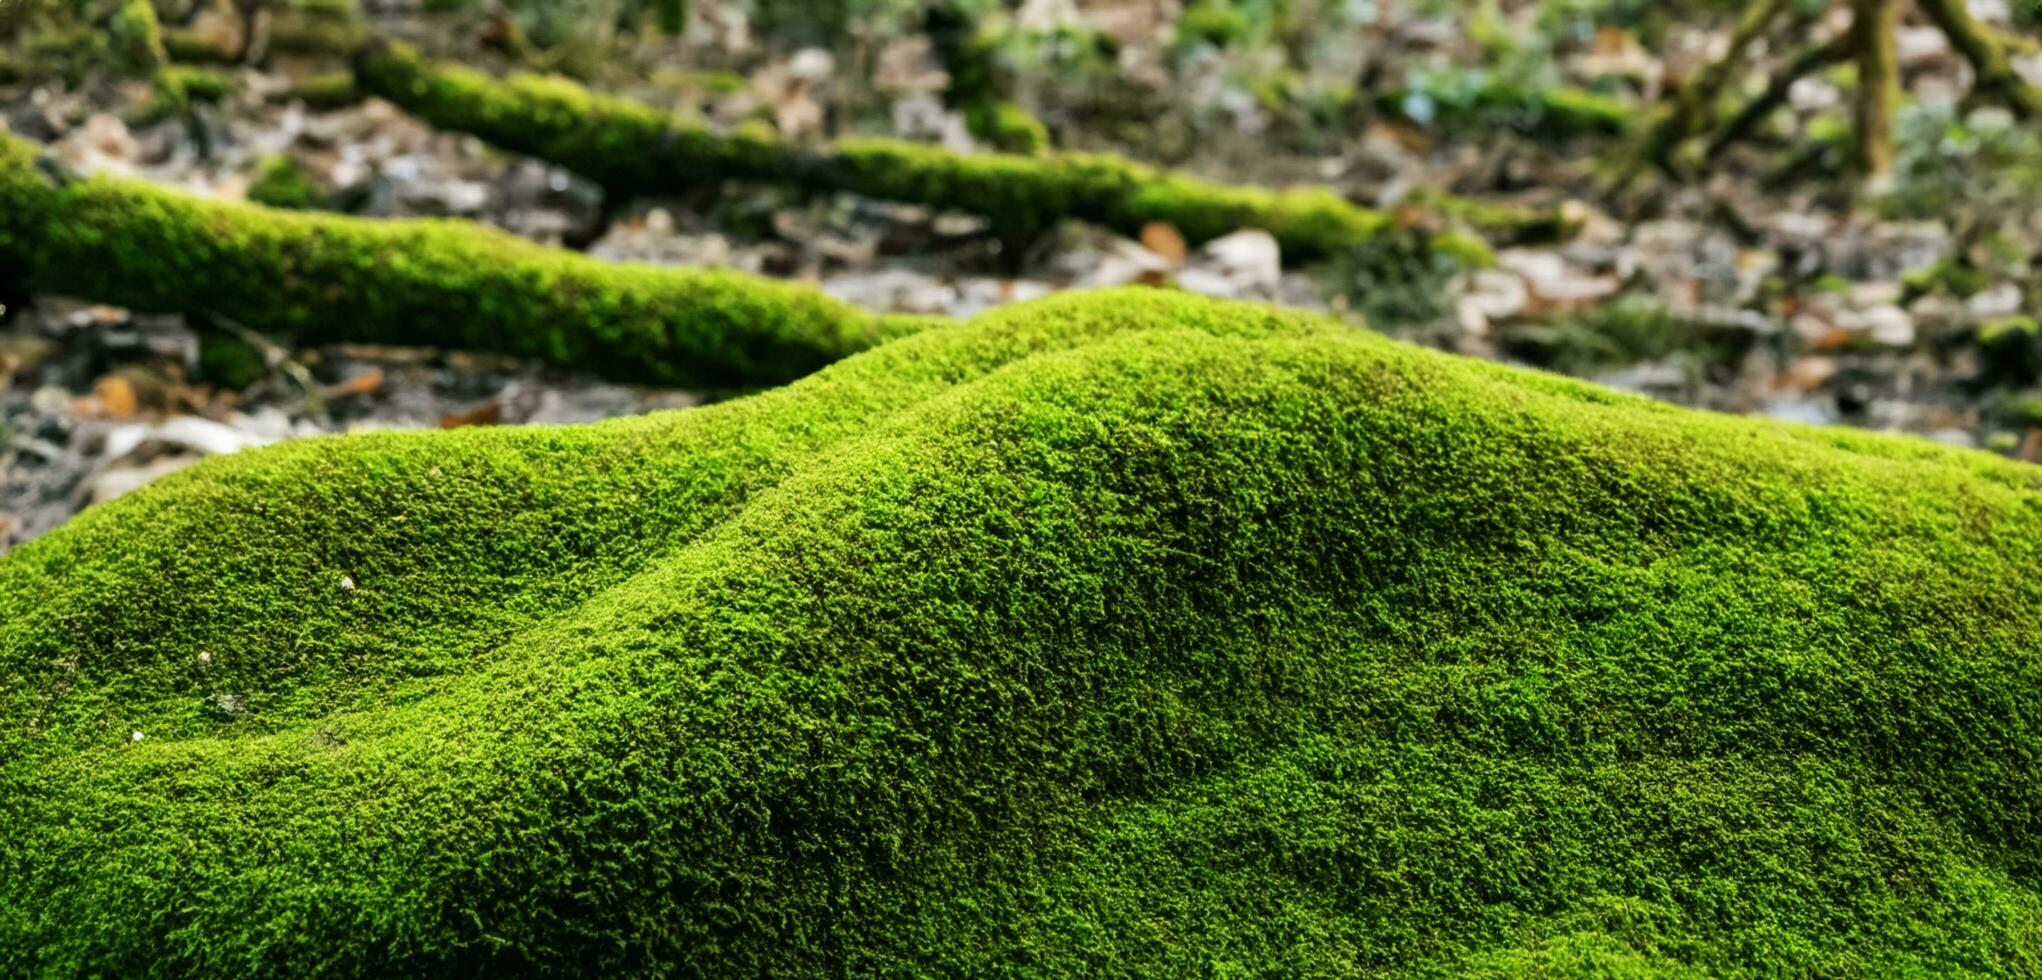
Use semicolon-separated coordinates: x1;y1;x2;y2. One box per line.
1404;187;1579;246
244;153;323;210
1902;257;1989;302
108;0;167;75
196;327;270;389
267;11;368;57
134;65;233;125
161;27;239;64
1999;392;2042;427
0;131;933;388
963;99;1050;155
353;40;1524;263
1174;2;1249;49
5;287;2042;973
278;69;361;109
1499;297;1752;374
651;67;748;96
1381;72;1631;141
1980;314;2041;347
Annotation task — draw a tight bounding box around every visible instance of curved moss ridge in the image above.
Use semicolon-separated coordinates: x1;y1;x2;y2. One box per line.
0;132;932;388
354;40;1538;262
4;288;2042;974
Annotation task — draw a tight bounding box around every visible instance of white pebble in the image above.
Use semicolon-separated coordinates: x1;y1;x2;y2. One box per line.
339;575;356;592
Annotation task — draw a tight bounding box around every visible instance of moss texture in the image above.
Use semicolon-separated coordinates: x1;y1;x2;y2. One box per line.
352;40;1547;263
135;64;234;125
109;0;168;75
4;287;2042;974
244;152;324;210
0;131;932;388
162;26;241;65
1379;76;1631;141
277;69;362;109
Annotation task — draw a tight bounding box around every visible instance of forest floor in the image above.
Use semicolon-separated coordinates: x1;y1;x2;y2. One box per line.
4;0;2041;549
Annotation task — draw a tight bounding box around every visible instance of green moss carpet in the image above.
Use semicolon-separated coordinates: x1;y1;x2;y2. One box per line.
3;289;2041;975
0;132;933;390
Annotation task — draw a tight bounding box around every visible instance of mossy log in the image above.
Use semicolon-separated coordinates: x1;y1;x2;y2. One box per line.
1376;77;1632;141
5;287;2042;973
161;26;241;64
161;0;366;65
354;40;1553;263
0;133;932;388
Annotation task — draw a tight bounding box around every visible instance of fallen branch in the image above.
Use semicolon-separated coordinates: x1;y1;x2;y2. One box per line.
0;132;933;389
1915;0;2042;120
1704;33;1853;159
1615;0;1793;184
354;40;1555;262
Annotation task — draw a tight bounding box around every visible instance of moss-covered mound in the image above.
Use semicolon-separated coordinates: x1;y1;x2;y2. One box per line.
353;40;1533;262
4;289;2042;975
0;132;932;388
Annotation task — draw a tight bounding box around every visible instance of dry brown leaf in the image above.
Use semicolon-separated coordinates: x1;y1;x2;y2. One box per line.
1139;222;1188;267
439;398;503;429
323;366;385;399
1592;25;1632;56
93;375;139;419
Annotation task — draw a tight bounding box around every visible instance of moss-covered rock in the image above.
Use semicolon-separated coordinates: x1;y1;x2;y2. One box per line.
4;288;2042;974
352;40;1544;263
1174;2;1250;50
0;132;932;388
108;0;168;75
134;64;234;125
244;152;324;209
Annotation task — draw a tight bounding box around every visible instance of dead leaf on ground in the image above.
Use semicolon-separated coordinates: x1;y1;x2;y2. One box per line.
439;398;503;429
1140;222;1188;267
77;374;140;419
322;366;385;399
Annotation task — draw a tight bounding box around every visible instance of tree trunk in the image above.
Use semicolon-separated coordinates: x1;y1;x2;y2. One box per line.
1850;0;1898;182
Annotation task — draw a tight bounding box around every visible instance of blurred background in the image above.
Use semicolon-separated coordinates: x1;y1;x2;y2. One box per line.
4;0;2042;549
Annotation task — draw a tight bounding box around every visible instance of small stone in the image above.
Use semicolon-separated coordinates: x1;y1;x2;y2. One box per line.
198;651;212;667
89;454;202;505
130;730;144;742
1966;284;2023;320
1858;305;1916;347
339;575;356;592
29;384;72;416
787;48;836;85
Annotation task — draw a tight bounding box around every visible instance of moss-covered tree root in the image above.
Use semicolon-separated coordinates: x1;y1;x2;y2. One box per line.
4;288;2042;974
353;40;1560;262
0;132;932;388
